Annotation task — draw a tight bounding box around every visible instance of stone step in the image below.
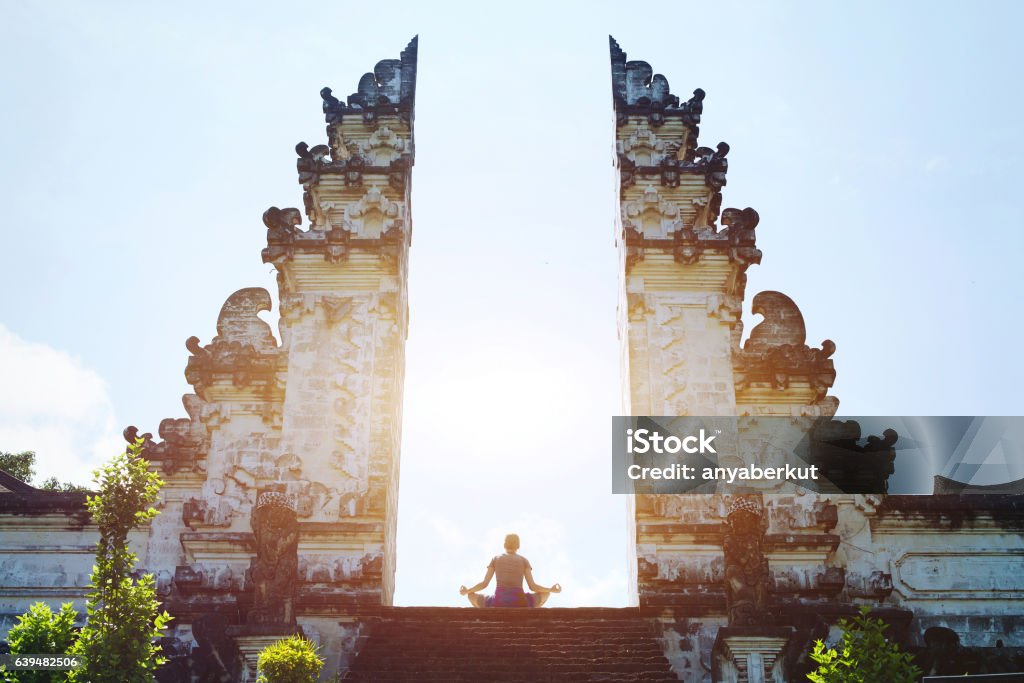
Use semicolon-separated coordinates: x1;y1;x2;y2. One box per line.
340;607;678;682
344;676;680;682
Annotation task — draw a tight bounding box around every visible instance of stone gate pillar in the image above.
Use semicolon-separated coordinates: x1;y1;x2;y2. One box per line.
262;35;418;609
129;38;418;680
611;36;759;609
610;37;841;679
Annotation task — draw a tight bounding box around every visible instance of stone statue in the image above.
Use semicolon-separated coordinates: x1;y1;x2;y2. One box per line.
188;613;233;683
723;496;770;626
247;492;299;625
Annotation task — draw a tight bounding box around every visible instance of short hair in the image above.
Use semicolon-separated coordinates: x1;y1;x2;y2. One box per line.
504;533;520;551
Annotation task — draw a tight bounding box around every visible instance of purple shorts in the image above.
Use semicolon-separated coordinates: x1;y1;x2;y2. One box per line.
483;586;537;608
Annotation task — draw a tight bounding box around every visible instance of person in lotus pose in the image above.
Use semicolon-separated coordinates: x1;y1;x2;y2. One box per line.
459;533;562;607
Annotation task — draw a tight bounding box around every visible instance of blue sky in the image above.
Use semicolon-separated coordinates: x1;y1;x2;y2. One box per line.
0;1;1021;606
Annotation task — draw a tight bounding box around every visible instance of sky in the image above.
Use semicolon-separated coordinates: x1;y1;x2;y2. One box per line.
0;1;1022;607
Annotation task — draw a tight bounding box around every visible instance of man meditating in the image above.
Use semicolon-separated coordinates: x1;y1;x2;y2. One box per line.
459;533;562;607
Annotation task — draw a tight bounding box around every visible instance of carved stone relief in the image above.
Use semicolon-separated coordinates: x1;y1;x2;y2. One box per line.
247;492;299;626
723;497;771;626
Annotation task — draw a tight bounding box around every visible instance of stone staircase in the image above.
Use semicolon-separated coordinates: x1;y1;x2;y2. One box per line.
340;607;679;682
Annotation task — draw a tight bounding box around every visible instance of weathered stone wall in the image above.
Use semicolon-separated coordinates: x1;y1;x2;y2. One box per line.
611;35;1024;682
0;473;94;633
0;38;417;682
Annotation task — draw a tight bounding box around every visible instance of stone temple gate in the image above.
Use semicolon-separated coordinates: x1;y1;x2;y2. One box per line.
2;36;1024;682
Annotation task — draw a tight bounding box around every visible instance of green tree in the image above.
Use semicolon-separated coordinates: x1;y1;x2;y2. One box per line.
67;439;171;683
0;451;36;483
256;635;324;683
37;477;89;493
0;450;87;491
4;602;78;683
807;606;921;683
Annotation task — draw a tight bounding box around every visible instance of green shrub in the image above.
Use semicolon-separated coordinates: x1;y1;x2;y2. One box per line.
4;602;78;682
807;606;921;682
256;635;324;683
67;439;171;683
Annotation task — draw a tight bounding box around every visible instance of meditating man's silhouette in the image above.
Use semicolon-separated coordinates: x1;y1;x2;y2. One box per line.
459;533;562;607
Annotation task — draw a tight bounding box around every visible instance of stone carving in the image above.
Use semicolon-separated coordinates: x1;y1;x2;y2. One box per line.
322;296;355;326
342;154;366;188
214;288;277;353
720;207;762;267
182;475;252;529
734;291;836;399
295;141;331;169
261;200;355;265
609;35;733;247
846;569;894;599
262;206;302;262
621;200;762;272
671;225;703;265
298;132;408;197
618;124;673;166
124;394;208;474
320;86;343;123
705;293;743;326
345;185;404;239
320;36;418;126
189;613;233;683
807;419;898;493
622;186;682;238
693;190;724;228
326;224;354;264
744;291;807;352
247;492;299;626
694;141;730;188
359;126;410;165
354;61;404;107
610;36;707;130
295;141;368;217
658;157;679;188
617;153;637;190
679;88;705;125
184;288;281;400
263;204;303;261
387;154;412;192
623;61;676;109
274;139;410;261
723;496;771;626
614;130;727;193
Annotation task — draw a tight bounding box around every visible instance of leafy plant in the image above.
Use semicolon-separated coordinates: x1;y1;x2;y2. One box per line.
4;602;78;682
256;635;325;683
807;606;921;682
67;438;171;683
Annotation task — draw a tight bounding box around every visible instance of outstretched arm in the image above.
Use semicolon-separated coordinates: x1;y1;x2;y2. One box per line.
460;566;495;595
524;567;562;594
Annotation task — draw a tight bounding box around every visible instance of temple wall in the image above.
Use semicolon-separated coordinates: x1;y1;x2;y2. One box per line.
610;36;1024;681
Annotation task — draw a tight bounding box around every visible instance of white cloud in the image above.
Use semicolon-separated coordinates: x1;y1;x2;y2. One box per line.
0;324;122;486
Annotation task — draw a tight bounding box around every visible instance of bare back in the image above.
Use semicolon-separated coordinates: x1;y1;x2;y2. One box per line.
488;552;532;590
